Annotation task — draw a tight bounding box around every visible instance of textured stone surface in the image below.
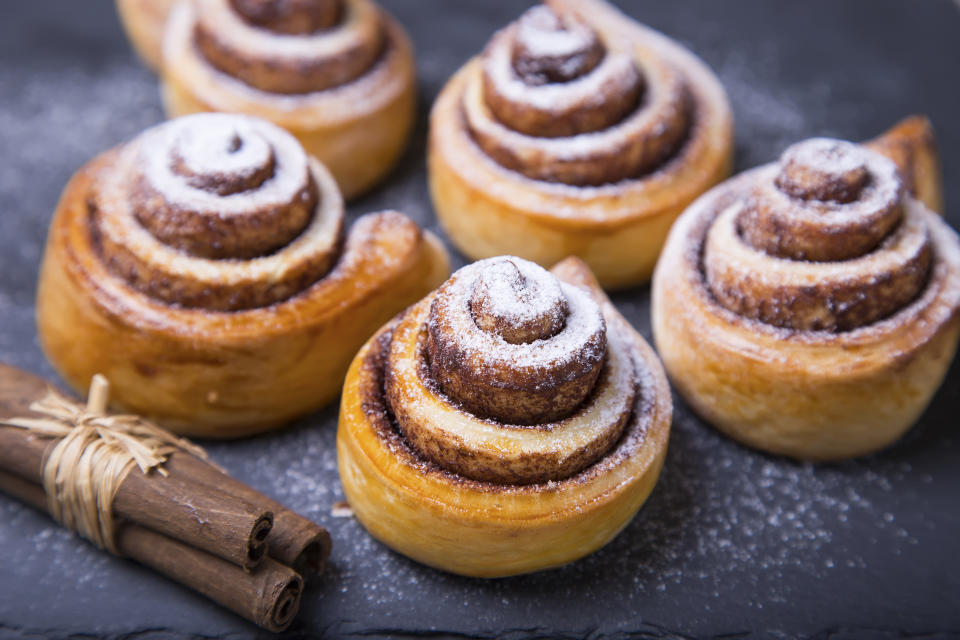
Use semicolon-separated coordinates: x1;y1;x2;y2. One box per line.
1;1;959;638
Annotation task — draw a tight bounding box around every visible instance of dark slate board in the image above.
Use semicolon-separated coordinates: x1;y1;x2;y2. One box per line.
1;1;958;638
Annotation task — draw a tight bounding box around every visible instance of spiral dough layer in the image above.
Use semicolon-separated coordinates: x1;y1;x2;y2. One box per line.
93;113;344;311
427;0;733;290
192;0;386;95
652;119;960;461
466;3;692;186
703;139;933;332
383;257;640;485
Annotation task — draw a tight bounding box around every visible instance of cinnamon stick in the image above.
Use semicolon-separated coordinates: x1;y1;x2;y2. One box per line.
165;452;332;576
0;470;302;632
0;417;273;571
0;363;329;578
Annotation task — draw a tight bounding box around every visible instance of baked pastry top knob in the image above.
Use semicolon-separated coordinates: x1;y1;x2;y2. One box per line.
652;116;960;461
472;3;690;187
158;0;416;199
706;137;930;333
338;256;672;576
390;258;634;486
429;0;733;289
190;0;384;95
228;0;343;34
95;113;342;311
37;113;449;437
425;257;607;428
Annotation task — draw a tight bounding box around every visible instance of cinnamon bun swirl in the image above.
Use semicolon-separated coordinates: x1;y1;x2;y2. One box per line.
428;0;733;289
337;256;671;576
37;113;449;437
160;0;416;199
652;117;960;460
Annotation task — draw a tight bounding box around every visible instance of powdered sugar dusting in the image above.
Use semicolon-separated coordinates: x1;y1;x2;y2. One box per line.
387;298;636;462
782;137;870;179
95;144;343;293
484;29;640;114
513;6;595;61
194;0;381;62
469;256;566;335
173;116;271;177
758;141;903;224
431;257;606;374
707;197;930;291
140;113;312;217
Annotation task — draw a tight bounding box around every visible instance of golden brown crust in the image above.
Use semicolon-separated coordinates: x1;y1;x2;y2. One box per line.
652;117;960;460
337;257;672;576
428;0;733;289
161;0;416;200
36;116;450;437
864;115;944;214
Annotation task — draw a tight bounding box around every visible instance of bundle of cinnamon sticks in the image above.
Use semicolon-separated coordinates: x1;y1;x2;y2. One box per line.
0;363;330;632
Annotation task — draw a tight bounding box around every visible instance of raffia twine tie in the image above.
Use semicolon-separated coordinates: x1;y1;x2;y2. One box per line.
2;374;211;554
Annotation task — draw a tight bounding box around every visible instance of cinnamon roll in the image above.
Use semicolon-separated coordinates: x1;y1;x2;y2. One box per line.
116;0;178;70
37;113;449;438
652;117;960;461
428;0;733;289
160;0;416;199
337;256;672;577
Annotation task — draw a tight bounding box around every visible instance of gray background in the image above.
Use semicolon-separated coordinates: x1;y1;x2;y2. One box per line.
0;1;958;638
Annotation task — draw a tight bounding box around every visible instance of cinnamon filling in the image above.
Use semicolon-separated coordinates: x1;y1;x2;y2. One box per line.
91;114;344;311
704;139;933;332
510;5;604;86
133;117;319;260
775;139;871;204
468;258;568;344
467;4;691;185
193;0;385;94
741;139;906;262
381;257;636;485
359;323;655;492
427;257;604;425
230;0;342;34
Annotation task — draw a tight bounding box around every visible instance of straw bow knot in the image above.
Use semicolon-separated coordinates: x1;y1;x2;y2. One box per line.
2;375;210;553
